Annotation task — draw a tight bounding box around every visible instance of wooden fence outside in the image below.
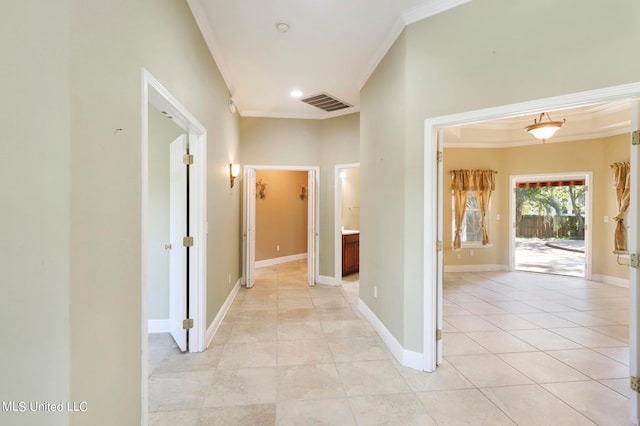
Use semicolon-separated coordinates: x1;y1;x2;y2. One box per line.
516;215;582;239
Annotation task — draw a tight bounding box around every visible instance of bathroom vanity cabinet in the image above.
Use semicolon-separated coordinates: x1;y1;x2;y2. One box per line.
342;232;359;276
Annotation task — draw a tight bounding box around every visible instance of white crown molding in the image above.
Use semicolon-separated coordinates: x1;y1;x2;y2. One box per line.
241;107;360;120
187;0;241;110
427;82;640;129
444;128;630;148
358;0;472;90
402;0;472;25
190;0;469;117
433;82;640;147
357;16;406;91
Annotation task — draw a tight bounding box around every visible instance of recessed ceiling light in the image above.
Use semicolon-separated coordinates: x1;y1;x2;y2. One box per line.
290;90;303;98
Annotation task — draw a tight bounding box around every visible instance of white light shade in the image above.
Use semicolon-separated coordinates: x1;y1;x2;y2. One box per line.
290;89;303;98
525;113;565;142
527;123;563;140
230;163;240;178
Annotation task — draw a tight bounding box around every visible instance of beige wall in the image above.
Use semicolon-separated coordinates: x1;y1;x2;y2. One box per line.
341;167;361;230
240;113;360;277
2;2;71;425
442;134;630;282
362;0;640;352
360;30;407;342
67;0;240;424
255;170;309;261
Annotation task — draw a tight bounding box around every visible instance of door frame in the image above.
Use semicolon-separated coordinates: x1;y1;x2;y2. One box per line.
423;82;640;377
334;163;360;281
242;165;320;287
509;172;593;279
141;69;208;420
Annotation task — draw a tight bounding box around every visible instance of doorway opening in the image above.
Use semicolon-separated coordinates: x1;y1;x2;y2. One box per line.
511;173;591;279
141;69;208;421
243;165;319;289
335;163;361;283
424;83;640;423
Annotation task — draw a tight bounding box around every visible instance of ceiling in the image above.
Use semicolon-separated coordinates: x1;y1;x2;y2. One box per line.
444;100;633;148
187;0;633;145
187;0;470;119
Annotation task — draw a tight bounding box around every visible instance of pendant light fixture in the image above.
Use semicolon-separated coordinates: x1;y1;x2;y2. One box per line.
525;112;566;143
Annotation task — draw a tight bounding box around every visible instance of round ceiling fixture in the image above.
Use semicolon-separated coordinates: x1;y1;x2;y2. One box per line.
276;22;290;33
290;90;303;98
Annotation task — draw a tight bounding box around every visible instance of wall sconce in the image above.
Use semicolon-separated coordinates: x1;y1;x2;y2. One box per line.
229;163;240;188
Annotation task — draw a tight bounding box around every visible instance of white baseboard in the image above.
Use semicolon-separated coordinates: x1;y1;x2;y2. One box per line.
148;319;169;334
591;274;629;288
255;253;307;268
317;275;341;286
357;299;423;371
205;279;241;348
444;264;508;273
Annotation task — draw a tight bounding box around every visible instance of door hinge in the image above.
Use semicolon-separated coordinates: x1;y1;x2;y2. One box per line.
436;240;443;252
182;318;194;330
632;130;640;146
183;236;194;247
436;329;442;341
630;253;640;269
437;151;443;163
183;154;194;165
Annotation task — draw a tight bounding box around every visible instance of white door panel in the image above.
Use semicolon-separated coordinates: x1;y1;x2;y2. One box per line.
245;168;256;288
307;170;317;286
169;134;188;352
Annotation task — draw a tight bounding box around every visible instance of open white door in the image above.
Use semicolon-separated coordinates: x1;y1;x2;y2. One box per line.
169;134;188;352
245;167;256;288
436;130;444;365
307;169;317;286
629;101;639;425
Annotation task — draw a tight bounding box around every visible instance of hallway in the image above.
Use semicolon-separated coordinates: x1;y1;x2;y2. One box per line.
148;261;630;425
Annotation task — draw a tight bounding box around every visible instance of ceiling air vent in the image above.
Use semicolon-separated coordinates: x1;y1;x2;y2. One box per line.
301;93;351;112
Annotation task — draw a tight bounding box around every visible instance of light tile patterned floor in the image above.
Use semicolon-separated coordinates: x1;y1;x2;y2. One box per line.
148;262;632;425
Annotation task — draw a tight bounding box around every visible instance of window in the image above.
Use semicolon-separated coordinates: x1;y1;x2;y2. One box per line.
452;191;487;247
450;169;496;249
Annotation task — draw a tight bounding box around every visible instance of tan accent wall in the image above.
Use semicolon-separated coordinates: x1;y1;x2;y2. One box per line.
255;170;309;261
442;134;630;282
